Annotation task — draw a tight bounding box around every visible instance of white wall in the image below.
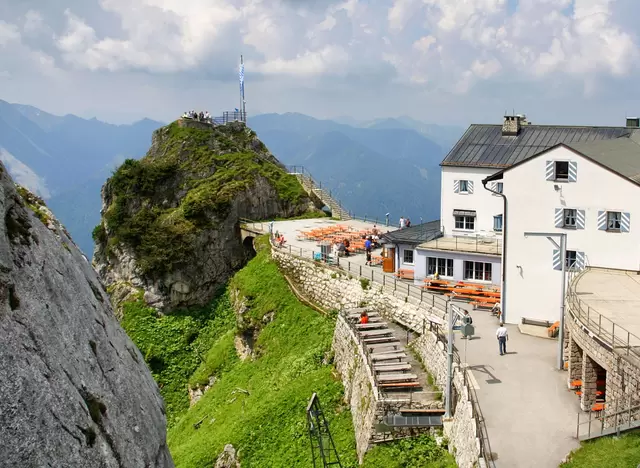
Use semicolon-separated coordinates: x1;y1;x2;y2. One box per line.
440;166;504;237
504;146;640;324
415;248;501;285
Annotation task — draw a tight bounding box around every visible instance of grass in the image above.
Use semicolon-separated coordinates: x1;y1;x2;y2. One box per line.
99;121;309;278
363;435;456;468
166;236;359;467
15;185;51;225
120;291;235;423
561;430;640;467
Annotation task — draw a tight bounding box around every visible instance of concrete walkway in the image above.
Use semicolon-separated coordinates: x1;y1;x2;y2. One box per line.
458;304;581;467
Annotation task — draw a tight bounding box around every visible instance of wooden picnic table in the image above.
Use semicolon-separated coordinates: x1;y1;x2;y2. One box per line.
360;329;394;338
374;363;411;372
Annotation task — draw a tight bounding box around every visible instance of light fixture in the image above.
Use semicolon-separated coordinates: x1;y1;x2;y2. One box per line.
554;184;561;191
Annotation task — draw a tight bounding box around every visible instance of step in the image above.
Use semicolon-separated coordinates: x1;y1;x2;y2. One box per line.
374;363;412;372
377;373;418;382
371;352;407;362
368;342;401;350
360;329;394;337
356;323;388;330
364;337;400;344
399;408;445;415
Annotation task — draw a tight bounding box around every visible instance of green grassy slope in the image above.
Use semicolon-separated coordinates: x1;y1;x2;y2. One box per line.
119;235;455;467
561;430;640;468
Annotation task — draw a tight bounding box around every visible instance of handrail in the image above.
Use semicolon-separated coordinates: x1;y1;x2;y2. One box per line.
566;268;640;365
576;401;640;440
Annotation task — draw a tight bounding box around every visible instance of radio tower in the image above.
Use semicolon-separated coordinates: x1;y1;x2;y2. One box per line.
239;55;246;122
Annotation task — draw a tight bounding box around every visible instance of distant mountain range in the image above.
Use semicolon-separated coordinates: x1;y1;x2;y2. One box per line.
0;100;164;254
0;101;464;256
249;113;463;225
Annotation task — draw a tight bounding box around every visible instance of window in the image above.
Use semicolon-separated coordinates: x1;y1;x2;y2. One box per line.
459;180;469;193
493;215;503;232
455;215;475;230
607;211;621;231
463;261;492;281
563;209;576;228
428;257;453;277
565;250;577;269
403;249;414;264
495;182;503;193
555;161;569;180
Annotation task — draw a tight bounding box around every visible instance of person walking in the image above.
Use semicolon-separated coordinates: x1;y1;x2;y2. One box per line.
364;236;372;265
496;322;508;355
461;310;473;339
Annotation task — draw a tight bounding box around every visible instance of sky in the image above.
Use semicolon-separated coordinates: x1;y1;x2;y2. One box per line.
1;0;640;127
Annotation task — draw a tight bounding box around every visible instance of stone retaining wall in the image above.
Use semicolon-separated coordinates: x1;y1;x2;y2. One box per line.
273;248;483;466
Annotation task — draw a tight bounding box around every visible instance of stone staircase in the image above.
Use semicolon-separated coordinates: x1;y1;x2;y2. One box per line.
288;168;351;220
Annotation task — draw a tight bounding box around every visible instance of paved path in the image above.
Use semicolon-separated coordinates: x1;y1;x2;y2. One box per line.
458;304;581;467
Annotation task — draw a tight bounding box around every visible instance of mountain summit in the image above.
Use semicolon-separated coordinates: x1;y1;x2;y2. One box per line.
93;119;317;312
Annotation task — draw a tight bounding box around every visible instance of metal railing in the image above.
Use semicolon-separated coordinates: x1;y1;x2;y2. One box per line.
566;268;640;365
577;401;640;440
212;110;247;124
424;235;502;256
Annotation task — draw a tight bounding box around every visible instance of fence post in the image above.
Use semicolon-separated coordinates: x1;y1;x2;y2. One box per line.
371;269;374;282
420;288;423;302
359;265;362;277
612;322;616;349
407;284;410;296
394;279;397;291
289;245;292;255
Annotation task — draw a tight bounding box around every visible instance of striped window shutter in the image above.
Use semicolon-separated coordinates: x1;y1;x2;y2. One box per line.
454;180;460;193
621;212;631;232
568;161;578;182
576;251;586;270
468;181;474;194
576;210;586;229
545;161;555;180
490;181;497;191
554;208;564;228
552;249;562;270
597;211;607;230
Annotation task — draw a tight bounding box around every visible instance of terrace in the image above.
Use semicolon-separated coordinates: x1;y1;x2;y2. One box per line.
417;235;502;256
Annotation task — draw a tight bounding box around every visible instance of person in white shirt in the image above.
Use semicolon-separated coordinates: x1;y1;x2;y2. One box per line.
496;322;508;355
399;217;405;229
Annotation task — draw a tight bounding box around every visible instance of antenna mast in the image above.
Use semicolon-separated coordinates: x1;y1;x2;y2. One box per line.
239;55;246;122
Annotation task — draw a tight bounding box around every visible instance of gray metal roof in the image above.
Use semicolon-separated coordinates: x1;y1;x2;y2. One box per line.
380;220;442;246
442;124;639;168
566;139;640;183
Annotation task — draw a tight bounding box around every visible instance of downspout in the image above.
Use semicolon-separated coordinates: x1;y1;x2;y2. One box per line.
482;179;508;323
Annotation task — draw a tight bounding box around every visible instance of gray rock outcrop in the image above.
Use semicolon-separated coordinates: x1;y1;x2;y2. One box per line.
0;162;174;467
93;121;318;312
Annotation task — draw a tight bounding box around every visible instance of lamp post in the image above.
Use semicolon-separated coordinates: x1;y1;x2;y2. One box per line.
523;231;567;370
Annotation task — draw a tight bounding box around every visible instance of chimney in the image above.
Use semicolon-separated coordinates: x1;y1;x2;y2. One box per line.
626;117;639;128
502;114;526;136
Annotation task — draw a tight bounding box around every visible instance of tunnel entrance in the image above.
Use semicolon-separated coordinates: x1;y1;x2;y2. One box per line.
243;235;256;260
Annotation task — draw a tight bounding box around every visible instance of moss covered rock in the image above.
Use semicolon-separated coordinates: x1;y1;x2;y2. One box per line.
93;120;316;312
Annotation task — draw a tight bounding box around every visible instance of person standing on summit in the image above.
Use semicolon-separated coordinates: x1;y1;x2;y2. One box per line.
399;216;405;229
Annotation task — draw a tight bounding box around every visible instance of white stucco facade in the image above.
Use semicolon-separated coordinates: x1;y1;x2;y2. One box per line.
502;145;640;325
413;248;501;285
440;166;504;237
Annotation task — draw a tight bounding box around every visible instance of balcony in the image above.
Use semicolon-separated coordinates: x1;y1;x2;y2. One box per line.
417;234;502;256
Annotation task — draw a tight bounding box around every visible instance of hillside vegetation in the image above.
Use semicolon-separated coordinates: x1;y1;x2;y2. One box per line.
561;430;640;467
119;236;455;467
96;121;308;278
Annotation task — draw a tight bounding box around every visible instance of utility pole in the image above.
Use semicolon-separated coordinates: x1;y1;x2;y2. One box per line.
524;232;567;370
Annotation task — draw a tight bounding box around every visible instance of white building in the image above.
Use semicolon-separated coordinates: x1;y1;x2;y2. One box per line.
384;114;640;292
485;138;640;324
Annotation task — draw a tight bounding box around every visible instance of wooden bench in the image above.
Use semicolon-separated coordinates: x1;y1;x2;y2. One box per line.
548;321;560;338
360;329;394;338
592;403;605;412
374;363;412;372
423;286;453;292
371;352;406;362
395;269;414;280
364;337;400;344
379;382;421;388
377;373;418;383
355;322;388;330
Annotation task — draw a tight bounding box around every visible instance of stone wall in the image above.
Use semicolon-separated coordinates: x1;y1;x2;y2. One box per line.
411;332;481;468
566;305;640;426
273;248;484;466
332;315;378;462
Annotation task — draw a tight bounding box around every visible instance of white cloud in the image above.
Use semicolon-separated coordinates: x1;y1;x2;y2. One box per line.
23;10;45;35
0;148;51;199
0;21;20;46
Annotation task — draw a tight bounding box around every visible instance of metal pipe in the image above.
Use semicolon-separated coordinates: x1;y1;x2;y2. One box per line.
445;301;454;418
482;179;508;322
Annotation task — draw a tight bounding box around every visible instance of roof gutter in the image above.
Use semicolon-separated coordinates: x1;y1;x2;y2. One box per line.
482;175;507;322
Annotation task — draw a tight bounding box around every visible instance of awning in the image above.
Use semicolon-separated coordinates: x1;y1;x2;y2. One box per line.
453;209;477;217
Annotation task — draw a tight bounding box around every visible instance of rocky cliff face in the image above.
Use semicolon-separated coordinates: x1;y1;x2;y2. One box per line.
93;120;316;312
0;162;173;467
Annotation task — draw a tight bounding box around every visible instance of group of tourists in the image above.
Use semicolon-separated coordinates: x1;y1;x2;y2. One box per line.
399;216;412;229
182;110;213;123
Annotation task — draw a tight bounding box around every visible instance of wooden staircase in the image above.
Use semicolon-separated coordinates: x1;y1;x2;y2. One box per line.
288;168;351;220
